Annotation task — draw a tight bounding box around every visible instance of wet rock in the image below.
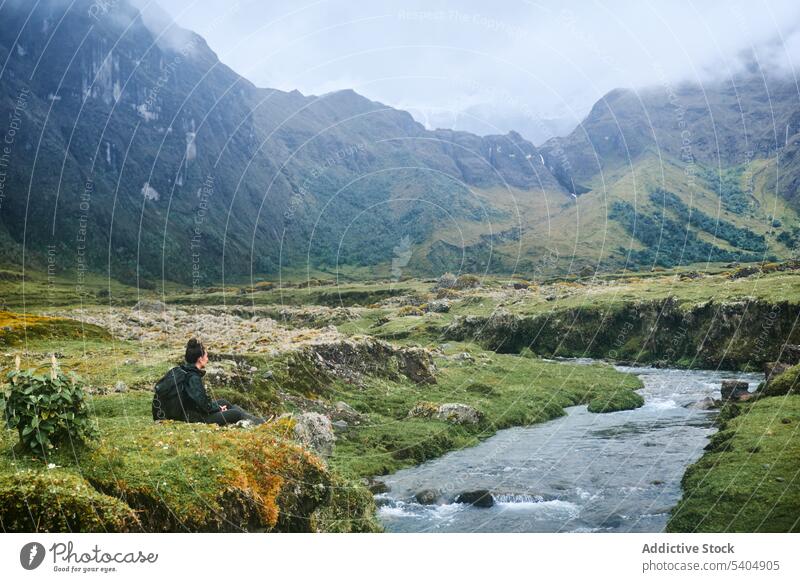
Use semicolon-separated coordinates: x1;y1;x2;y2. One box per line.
684;397;718;410
455;490;494;508
415;489;441;505
721;380;750;401
286;412;335;458
363;478;389;495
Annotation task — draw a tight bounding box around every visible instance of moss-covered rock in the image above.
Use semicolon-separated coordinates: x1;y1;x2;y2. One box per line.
0;392;378;533
0;472;139;532
761;363;800;397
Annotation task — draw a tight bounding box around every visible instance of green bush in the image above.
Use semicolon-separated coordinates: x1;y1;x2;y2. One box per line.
1;365;97;454
454;274;481;290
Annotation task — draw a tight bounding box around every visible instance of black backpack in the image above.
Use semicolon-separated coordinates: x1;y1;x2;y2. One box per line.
152;366;193;421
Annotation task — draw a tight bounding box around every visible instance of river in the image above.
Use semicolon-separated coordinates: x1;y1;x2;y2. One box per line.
376;364;762;532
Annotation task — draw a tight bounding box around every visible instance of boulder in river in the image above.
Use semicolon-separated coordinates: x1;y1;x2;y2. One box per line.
455;490;494;508
414;489;441;505
720;380;750;401
684;396;718;410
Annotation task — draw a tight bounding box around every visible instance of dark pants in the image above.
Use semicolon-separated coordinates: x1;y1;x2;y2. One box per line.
201;399;265;426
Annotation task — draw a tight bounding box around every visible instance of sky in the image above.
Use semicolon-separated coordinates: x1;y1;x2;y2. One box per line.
147;0;800;144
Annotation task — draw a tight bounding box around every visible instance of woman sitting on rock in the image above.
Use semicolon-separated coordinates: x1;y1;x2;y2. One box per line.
154;338;265;426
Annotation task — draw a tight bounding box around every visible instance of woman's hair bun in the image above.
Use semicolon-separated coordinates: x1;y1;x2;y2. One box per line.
185;338;206;364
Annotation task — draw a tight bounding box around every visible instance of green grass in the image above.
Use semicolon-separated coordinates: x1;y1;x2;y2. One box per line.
667;394;800;532
0;391;379;532
327;344;642;478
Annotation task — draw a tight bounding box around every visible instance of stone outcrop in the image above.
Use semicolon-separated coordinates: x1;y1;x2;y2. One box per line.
444;298;800;368
720;380;751;401
297;337;437;385
284;412;336;458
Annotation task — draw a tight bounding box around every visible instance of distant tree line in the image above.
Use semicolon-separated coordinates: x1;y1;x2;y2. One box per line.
650;189;767;252
611;196;764;268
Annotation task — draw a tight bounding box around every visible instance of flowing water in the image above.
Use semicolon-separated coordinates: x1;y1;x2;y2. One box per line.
376;365;762;532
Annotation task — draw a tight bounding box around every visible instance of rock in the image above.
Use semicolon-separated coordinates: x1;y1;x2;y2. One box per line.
436;403;483;425
427;300;451;313
332;420;349;432
415;489;441;505
764;362;791;383
455;352;474;362
455;490;494;508
299;338;437;385
721;380;750;401
363;478;389;495
331;401;362;423
234;419;255;428
408;402;483;425
784;344;800;365
113;381;128;393
684;396;718;410
512;281;529;290
435;272;457;290
287;412;335;458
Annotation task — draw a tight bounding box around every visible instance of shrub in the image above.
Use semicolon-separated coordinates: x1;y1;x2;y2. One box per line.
397;305;424;317
1;361;97;454
435;288;459;299
454;274;481;290
435;272;457;289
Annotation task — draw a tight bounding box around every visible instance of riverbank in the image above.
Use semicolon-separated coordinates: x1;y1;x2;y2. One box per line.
667;378;800;532
2;266;799;532
374;366;763;532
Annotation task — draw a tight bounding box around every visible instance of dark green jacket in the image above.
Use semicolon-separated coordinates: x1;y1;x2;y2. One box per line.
182;365;221;417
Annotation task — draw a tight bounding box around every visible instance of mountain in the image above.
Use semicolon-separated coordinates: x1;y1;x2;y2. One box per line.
2;0;799;286
0;0;565;286
541;74;800;193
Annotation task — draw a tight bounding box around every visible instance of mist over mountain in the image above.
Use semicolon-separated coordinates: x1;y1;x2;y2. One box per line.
0;0;565;285
1;0;799;286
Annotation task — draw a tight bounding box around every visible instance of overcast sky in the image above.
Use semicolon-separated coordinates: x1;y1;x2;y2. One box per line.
149;0;800;144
